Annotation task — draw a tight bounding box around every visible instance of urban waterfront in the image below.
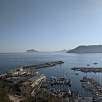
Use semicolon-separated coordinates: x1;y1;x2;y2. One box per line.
1;52;102;97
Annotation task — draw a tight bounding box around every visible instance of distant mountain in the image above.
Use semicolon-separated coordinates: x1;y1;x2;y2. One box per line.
67;45;102;53
56;49;67;53
26;49;38;53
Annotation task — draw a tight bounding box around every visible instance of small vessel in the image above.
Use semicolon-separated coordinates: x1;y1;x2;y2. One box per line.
75;73;79;75
80;77;88;82
93;62;98;65
87;64;90;66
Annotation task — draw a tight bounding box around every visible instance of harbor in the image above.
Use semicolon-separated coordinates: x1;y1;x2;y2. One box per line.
0;60;91;102
0;60;73;102
71;65;102;101
1;0;102;101
1;60;102;102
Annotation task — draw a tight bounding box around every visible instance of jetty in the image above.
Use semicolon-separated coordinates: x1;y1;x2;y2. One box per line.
21;61;64;69
71;67;102;73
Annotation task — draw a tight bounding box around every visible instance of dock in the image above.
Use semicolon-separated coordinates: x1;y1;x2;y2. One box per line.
21;61;64;69
72;67;102;73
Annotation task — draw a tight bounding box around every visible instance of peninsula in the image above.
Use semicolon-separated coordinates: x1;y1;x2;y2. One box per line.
67;45;102;53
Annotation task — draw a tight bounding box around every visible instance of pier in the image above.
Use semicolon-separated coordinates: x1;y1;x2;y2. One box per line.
21;61;64;69
72;67;102;73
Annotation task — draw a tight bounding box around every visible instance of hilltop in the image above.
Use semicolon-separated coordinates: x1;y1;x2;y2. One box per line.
67;45;102;53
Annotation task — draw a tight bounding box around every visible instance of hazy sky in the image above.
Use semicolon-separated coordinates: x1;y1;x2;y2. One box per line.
0;0;102;52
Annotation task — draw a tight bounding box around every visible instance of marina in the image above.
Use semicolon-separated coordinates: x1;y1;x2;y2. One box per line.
0;60;91;102
1;53;102;101
48;77;71;86
47;77;72;97
80;77;102;97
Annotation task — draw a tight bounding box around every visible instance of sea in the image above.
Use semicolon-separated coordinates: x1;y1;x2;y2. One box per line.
0;52;102;96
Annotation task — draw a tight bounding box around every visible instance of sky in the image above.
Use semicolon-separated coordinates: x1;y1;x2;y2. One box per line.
0;0;102;52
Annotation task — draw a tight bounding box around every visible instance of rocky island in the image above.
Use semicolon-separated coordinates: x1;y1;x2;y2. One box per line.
26;49;38;53
67;45;102;53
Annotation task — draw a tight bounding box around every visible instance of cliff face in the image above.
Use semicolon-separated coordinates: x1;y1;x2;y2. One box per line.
67;45;102;53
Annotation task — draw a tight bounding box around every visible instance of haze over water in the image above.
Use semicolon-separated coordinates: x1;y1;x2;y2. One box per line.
1;0;102;52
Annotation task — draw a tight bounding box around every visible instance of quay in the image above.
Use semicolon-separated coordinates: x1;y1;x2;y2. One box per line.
72;67;102;73
20;60;64;69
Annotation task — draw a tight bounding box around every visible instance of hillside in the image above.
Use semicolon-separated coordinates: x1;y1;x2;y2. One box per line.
67;45;102;53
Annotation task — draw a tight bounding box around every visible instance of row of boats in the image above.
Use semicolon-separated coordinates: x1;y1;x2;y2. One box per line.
81;77;102;97
47;77;72;97
48;77;71;86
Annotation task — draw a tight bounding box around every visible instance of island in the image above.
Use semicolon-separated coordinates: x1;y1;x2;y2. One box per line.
67;45;102;53
26;49;38;53
56;49;67;53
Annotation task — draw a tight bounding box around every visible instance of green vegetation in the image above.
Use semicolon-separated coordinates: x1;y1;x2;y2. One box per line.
0;88;10;102
24;96;35;102
0;80;10;102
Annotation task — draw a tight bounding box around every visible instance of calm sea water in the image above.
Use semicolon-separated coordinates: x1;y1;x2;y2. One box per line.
0;52;102;96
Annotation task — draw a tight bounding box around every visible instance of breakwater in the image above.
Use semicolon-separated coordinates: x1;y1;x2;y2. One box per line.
22;61;64;69
72;67;102;73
